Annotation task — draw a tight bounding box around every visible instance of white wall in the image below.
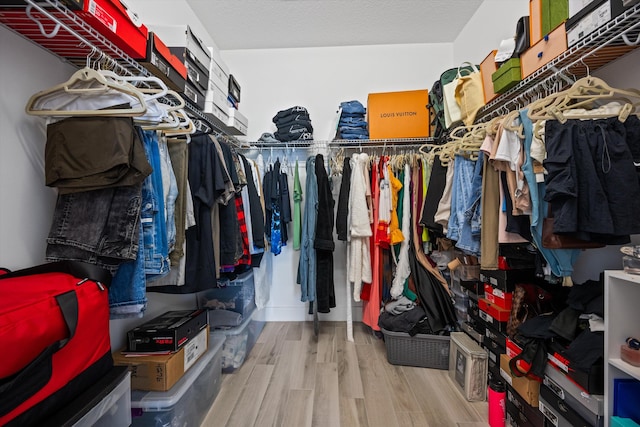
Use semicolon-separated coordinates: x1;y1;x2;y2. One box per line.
453;0;529;65
221;43;454;142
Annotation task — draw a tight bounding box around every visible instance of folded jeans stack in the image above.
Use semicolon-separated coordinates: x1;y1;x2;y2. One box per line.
338;100;369;140
272;106;313;142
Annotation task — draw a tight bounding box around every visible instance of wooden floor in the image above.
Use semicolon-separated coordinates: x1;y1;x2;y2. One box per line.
202;321;489;427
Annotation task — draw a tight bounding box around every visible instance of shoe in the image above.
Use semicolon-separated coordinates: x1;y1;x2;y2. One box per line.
620;245;640;259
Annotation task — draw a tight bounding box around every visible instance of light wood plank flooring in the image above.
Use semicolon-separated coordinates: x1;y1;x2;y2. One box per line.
202;321;489;427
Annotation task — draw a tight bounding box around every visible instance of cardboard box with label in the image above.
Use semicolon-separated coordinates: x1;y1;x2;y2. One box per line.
114;326;209;391
500;353;540;407
367;89;430;139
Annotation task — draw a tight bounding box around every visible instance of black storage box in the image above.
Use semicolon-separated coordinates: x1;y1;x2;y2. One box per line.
127;309;208;353
480;268;537;292
170;46;210;92
506;384;545;427
139;33;187;92
540;385;591;427
228;74;241;103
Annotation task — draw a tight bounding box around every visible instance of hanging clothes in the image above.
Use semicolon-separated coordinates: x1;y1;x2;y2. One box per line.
347;153;372;301
293;160;303;250
314;154;336;313
391;163;411;299
480;131;501;270
297;156;318;303
336;157;352;242
362;158;382;331
520;109;580;278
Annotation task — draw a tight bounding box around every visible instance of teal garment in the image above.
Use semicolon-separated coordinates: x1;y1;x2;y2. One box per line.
293;160;303;250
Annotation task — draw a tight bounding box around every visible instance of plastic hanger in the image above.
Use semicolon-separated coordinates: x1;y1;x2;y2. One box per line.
25;67;148;117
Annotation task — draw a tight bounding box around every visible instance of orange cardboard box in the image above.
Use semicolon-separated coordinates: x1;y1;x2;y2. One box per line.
367;89;430;139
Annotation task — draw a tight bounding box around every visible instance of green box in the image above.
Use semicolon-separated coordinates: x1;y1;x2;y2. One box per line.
542;0;568;36
492;58;521;94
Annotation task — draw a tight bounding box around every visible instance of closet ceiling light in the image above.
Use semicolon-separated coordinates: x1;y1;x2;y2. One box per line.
184;0;484;49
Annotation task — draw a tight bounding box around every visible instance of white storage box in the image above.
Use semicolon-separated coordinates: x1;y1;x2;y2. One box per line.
212;315;265;372
207;46;230;96
130;335;225;427
448;331;488;401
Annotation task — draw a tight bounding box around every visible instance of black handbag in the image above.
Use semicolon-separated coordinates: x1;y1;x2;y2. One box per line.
511;16;530;59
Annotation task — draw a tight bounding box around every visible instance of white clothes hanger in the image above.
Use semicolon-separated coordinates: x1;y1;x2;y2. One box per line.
25;67;147;117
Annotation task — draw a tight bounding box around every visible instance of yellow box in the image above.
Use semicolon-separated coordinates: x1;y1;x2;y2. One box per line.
113;325;209;391
367;89;430;139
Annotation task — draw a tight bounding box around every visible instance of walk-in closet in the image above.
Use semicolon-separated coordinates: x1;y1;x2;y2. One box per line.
2;1;640;426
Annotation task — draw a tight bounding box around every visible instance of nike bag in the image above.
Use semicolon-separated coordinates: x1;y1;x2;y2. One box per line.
0;261;113;427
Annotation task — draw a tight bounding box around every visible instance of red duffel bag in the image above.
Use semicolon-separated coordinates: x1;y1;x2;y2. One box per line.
0;261;113;427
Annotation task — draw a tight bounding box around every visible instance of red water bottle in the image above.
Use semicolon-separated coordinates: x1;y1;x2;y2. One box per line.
488;378;506;427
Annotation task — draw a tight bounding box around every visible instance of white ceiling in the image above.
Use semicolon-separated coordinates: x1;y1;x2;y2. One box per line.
184;0;485;50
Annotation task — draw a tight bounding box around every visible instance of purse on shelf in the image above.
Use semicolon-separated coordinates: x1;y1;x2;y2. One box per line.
443;63;479;128
511;16;530;59
541;206;605;249
454;62;484;126
506;283;553;339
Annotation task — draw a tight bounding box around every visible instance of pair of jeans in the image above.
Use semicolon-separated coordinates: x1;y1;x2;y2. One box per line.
273;106;309;122
46;183;142;272
45;116;152;193
339;116;366;126
447;155;476;242
340;100;366;115
158;136;178;256
455;152;484;256
110;220;146;318
139;129;170;279
520;110;580;277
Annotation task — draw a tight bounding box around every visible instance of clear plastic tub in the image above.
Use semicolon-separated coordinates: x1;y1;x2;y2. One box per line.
130;335;225;427
212;315;265;372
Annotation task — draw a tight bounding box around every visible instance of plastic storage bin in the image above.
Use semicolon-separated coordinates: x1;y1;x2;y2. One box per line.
380;328;450;370
448;332;488;401
130;334;225;427
212;315;265;372
198;270;256;324
47;367;132;427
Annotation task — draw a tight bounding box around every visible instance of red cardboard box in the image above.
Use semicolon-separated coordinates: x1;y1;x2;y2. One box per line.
484;283;513;310
75;0;148;59
479;298;511;322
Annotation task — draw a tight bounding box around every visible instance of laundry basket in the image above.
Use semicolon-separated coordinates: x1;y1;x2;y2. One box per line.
380;328;450;370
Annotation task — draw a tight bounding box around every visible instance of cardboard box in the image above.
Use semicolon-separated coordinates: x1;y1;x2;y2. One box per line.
492;58;522;94
114;326;209;391
484;283;513;310
75;0;149;59
500;354;540;407
479;298;510;322
367;90;430;139
127;309;208;353
480;50;499;104
506;384;545;427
